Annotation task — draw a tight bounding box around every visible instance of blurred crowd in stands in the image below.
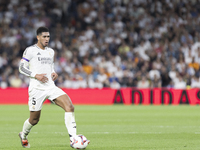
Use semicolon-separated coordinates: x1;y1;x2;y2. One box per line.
1;0;200;89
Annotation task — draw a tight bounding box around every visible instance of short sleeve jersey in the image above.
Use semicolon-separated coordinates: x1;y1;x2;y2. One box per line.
23;44;56;90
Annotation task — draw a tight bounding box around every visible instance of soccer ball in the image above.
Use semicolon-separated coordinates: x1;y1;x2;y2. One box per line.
70;134;90;149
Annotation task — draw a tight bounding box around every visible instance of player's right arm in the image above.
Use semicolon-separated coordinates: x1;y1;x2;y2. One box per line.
19;48;48;83
19;48;37;78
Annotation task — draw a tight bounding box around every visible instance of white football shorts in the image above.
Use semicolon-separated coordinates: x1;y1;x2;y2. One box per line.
28;86;66;111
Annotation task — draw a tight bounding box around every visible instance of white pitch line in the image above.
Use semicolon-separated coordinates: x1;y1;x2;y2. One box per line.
89;132;163;134
0;131;161;134
3;131;200;134
194;132;200;134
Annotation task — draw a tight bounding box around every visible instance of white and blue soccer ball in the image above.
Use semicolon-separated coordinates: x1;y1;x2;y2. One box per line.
70;134;90;149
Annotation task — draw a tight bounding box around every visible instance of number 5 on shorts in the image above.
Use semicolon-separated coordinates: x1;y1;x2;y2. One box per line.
32;97;36;105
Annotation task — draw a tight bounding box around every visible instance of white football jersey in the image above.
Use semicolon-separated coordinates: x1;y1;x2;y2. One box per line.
19;44;56;90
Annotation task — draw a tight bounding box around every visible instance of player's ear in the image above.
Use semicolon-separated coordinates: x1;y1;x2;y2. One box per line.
36;35;40;41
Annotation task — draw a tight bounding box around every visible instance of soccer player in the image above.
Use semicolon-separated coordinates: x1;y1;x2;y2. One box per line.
18;26;88;148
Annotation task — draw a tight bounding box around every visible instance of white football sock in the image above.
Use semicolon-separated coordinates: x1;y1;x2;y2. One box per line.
65;112;77;138
22;119;33;139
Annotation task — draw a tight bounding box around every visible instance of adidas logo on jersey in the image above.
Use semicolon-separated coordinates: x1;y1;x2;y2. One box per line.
37;52;41;55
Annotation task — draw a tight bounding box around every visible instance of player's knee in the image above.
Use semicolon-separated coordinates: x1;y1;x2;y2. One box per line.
70;104;74;112
66;104;74;112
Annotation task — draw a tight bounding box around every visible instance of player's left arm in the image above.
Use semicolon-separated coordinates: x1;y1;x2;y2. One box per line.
51;51;58;81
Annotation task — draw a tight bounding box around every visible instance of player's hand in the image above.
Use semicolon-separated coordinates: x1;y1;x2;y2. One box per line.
51;72;58;81
35;74;48;83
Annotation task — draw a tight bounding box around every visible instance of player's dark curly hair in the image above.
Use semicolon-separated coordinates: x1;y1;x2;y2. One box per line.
36;27;49;35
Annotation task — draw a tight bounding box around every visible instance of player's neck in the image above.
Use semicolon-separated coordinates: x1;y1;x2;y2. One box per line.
36;43;45;50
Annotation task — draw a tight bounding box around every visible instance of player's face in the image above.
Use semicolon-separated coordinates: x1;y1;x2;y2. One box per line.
37;32;50;48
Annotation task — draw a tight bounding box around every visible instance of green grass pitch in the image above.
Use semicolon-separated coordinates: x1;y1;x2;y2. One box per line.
0;104;200;150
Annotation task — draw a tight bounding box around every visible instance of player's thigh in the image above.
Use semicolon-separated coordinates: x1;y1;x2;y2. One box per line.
48;87;74;112
28;88;47;111
54;94;74;112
